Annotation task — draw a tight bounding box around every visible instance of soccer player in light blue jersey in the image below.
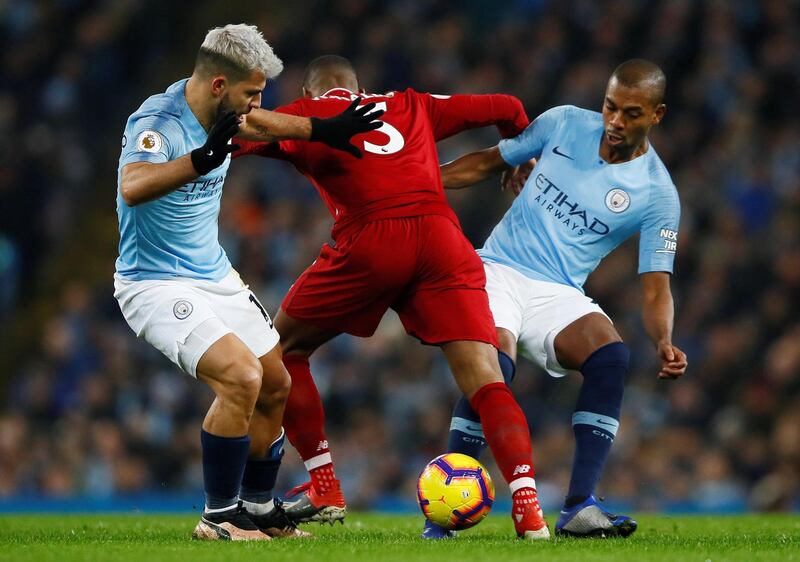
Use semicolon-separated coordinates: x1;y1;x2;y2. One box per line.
426;59;688;538
114;24;381;541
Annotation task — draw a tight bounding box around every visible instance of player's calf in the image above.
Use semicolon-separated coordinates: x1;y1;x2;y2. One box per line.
444;341;549;540
565;342;628;509
445;350;516;459
469;381;550;540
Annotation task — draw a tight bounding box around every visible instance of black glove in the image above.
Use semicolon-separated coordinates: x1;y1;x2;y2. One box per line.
191;111;241;176
309;97;384;158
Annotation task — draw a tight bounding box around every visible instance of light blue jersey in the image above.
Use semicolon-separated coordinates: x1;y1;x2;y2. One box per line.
480;105;680;291
115;79;231;281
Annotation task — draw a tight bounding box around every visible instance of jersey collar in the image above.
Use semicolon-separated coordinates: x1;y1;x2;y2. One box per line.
320;87;356;98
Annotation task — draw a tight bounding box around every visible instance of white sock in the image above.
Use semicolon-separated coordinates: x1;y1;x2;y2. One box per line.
241;499;276;516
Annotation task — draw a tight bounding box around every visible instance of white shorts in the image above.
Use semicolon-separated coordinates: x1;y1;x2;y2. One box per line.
483;261;610;378
113;269;279;377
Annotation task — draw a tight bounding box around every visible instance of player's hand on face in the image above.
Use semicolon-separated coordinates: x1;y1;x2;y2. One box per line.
656;341;687;380
310;97;385;158
501;158;536;196
190;111;241;176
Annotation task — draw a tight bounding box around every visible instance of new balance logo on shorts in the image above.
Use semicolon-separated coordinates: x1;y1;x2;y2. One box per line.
513;464;532;476
317;440;329;451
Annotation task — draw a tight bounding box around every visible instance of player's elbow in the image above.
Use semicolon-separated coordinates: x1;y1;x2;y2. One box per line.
642;285;673;312
120;180;142;207
120;165;147;206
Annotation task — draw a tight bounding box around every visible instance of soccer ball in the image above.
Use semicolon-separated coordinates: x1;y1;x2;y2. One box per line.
416;453;495;530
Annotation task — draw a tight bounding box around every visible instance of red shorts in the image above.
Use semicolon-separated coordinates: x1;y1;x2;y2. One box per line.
281;215;498;347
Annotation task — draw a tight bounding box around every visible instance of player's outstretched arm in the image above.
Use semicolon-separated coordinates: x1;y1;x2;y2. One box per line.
441;146;509;189
121;111;241;207
641;271;688;380
239;98;383;158
238;108;312;142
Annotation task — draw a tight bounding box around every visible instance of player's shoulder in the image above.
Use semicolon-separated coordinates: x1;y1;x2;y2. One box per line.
543;105;601;125
529;106;600;138
645;148;676;190
644;148;679;208
127;79;188;129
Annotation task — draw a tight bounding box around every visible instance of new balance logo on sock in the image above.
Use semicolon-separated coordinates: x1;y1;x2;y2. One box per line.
317;440;329;451
513;464;532;476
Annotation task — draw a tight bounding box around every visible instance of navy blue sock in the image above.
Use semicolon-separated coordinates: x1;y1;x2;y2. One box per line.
446;350;516;458
201;429;251;510
240;428;285;504
565;342;629;508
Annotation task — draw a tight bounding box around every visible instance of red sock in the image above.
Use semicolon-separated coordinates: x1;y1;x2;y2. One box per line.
469;382;537;493
309;463;338;494
282;354;333;473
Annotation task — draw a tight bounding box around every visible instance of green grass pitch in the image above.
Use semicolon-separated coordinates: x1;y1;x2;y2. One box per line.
1;513;798;562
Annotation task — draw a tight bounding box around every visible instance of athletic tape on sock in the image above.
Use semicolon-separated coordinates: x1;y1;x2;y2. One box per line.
572;411;619;436
449;417;485;438
509;477;537;494
304;452;333;471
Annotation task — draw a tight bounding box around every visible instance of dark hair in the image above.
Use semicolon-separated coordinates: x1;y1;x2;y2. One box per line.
194;47;250;83
303;55;357;88
611;59;666;105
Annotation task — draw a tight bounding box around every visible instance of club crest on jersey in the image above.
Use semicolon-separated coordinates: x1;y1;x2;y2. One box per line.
136;130;163;153
173;300;193;320
605;188;630;213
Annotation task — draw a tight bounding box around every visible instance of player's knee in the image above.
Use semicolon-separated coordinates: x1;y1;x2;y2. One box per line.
581;341;630;380
468;356;500;383
589;341;629;365
259;365;291;405
445;343;504;395
220;358;263;409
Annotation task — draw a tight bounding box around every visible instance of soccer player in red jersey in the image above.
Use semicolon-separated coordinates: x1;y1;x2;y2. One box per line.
236;55;550;540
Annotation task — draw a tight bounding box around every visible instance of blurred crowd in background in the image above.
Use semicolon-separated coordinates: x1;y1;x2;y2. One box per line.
1;0;799;513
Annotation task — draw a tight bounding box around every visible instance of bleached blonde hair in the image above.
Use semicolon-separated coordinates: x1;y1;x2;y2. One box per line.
196;23;283;80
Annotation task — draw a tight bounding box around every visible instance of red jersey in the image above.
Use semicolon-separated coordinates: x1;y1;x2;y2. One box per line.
235;88;529;239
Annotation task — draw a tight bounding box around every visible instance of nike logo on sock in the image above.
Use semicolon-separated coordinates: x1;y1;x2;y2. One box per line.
552;146;574;160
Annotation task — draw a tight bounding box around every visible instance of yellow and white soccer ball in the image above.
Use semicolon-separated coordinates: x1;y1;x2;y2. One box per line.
416;453;495;530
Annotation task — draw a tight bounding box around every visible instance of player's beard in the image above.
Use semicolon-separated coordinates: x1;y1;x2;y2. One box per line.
216;93;236;120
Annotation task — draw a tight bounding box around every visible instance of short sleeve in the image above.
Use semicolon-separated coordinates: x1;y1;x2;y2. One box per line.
120;115;182;166
638;184;681;274
498;105;564;166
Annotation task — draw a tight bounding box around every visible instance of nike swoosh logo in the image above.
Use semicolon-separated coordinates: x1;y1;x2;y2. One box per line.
595;419;616;426
465;425;484;432
552;146;574;160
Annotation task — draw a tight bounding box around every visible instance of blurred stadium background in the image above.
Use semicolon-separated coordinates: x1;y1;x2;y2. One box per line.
1;0;798;515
